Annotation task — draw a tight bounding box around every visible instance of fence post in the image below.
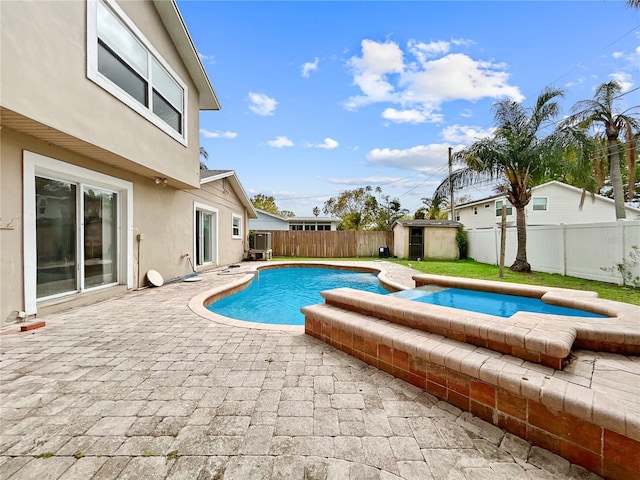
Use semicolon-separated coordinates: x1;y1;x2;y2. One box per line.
559;223;566;276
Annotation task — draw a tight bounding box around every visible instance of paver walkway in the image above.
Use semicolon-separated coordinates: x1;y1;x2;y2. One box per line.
1;262;605;479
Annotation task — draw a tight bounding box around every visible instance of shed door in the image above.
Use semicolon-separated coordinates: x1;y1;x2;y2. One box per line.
409;227;423;260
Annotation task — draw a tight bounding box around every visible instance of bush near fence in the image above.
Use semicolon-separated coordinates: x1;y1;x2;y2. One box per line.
263;230;394;258
465;220;640;285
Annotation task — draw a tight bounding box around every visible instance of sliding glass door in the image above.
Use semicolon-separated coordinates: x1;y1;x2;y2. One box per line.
35;177;77;298
84;187;118;288
36;176;118;300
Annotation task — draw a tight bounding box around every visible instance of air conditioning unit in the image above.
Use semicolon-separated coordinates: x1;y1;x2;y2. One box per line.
250;232;272;250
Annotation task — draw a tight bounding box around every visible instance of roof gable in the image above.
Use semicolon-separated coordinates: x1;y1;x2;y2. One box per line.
152;0;220;110
200;169;257;218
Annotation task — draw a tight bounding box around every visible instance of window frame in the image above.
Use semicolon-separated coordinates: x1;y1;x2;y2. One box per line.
532;196;548;211
23;151;133;315
231;213;243;239
87;0;188;145
495;199;513;216
194;203;218;267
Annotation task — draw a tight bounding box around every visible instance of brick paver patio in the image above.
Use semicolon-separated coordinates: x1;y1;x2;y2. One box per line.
0;262;604;479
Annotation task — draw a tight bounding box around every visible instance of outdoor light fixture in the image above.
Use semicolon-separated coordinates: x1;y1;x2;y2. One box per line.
154;177;168;186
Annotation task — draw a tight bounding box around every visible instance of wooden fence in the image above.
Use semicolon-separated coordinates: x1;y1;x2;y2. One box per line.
262;230;394;258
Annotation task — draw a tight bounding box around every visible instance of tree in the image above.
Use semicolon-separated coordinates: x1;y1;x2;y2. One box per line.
434;87;566;272
313;207;320;217
199;147;209;170
323;186;378;230
250;193;294;217
420;192;449;219
562;80;640;219
372;195;409;230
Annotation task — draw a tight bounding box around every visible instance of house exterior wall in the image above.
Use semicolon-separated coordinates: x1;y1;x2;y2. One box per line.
1;132;250;327
0;0;201;188
190;180;249;266
455;182;640;229
250;211;289;231
0;0;229;328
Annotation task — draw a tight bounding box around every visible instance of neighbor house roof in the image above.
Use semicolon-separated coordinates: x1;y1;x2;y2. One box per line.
289;216;341;223
153;0;220;110
200;169;258;218
393;220;461;228
455;180;640;213
255;209;289;222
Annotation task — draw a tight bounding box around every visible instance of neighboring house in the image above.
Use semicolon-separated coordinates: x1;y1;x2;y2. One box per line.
392;220;461;261
0;0;252;326
453;181;640;229
250;209;340;231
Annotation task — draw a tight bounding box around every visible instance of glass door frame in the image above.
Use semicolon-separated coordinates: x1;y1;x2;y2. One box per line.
23;151;133;315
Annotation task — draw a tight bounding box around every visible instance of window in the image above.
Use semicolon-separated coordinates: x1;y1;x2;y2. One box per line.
473;207;478;215
532;197;548;211
304;224;315;231
290;224;303;231
495;200;513;216
195;204;217;266
317;224;331;231
455;212;460;222
232;214;242;239
88;0;186;142
24;151;133;314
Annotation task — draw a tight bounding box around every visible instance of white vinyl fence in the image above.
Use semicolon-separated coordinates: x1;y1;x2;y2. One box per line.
466;220;640;285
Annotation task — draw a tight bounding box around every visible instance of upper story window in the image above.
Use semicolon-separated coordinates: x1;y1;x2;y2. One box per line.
495;199;513;216
532;197;548;211
88;0;187;144
232;214;242;239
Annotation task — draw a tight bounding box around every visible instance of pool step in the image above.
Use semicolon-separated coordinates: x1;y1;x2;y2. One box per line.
315;287;577;369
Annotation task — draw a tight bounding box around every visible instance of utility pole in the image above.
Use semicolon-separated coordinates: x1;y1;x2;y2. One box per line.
448;147;455;221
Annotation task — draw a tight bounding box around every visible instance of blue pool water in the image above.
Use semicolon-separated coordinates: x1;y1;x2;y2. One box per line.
207;267;388;325
207;267;606;326
391;287;606;319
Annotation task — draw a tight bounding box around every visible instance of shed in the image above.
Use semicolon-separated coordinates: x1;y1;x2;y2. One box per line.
392;220;461;260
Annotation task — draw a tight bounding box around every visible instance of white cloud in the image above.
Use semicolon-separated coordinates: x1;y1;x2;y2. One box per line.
381;108;443;124
460;109;474;118
248;92;278;116
199;129;238;139
344;38;523;119
267;136;294;148
327;176;401;185
198;52;215;64
609;72;633;92
344;39;404;110
315;138;339;150
612;51;624;59
407;39;450;65
302;57;319;78
366;144;451;171
441;125;495;144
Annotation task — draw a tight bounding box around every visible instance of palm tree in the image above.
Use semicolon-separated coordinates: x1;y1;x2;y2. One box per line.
199;147;209;170
562;80;640;219
420;192;449;219
434;87;565;272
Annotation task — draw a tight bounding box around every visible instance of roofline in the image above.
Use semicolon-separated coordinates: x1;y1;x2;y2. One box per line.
255;209;288;221
455;180;640;212
201;170;258;218
152;0;221;110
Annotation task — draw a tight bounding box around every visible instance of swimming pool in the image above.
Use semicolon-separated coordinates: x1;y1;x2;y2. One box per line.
390;286;606;318
205;265;605;326
207;266;388;325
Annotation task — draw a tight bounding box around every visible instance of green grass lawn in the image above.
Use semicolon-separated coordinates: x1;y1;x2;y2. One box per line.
272;256;640;306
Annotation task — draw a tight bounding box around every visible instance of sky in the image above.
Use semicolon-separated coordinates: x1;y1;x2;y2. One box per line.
177;0;640;217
